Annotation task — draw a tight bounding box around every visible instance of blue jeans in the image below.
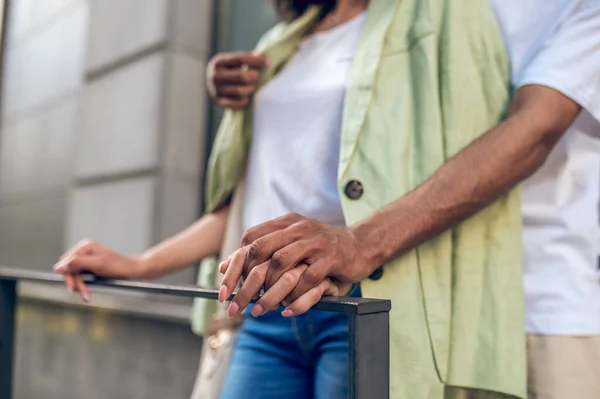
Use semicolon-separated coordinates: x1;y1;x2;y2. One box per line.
221;288;360;399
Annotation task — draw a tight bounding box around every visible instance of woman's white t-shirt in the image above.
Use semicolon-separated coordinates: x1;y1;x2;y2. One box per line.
243;13;366;232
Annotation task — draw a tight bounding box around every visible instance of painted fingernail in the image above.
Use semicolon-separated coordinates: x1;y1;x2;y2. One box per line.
228;302;239;318
252;304;265;317
218;285;228;303
53;262;66;272
282;309;294;318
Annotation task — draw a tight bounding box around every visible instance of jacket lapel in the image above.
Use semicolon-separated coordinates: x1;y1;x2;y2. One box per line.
338;0;399;179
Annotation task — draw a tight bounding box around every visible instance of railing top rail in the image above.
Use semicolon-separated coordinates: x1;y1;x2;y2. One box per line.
0;266;390;315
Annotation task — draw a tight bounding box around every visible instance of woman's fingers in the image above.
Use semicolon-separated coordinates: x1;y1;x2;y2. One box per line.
281;279;332;317
219;246;249;303
64;274;76;293
227;261;269;317
218;256;232;274
54;253;104;274
73;276;91;302
62;273;90;302
252;264;308;317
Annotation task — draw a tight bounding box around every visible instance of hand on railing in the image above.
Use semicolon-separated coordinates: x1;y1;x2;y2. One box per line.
53;239;145;303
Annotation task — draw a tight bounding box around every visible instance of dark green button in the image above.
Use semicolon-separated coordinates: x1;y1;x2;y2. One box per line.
344;180;364;200
368;266;384;281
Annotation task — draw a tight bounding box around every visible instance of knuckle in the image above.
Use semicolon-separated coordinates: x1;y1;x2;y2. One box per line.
233;85;245;96
295;220;312;232
78;238;94;248
248;265;267;281
271;251;289;269
287;212;302;221
241;71;253;84
313;232;328;246
311;290;322;302
241;229;255;247
282;272;298;287
247;241;264;262
303;269;321;286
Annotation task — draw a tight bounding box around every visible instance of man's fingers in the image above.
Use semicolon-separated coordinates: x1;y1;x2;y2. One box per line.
264;237;320;290
219;247;248;303
228;262;268;317
286;259;330;303
217;98;249;110
282;280;330;317
213;68;261;86
217;52;270;69
216;84;257;99
242;228;306;283
240;213;303;247
252;264;307;317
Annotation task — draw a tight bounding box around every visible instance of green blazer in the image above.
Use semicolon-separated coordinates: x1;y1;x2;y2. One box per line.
197;1;526;398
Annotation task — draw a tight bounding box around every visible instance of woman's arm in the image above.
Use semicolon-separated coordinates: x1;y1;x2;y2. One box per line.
139;205;230;279
54;205;230;301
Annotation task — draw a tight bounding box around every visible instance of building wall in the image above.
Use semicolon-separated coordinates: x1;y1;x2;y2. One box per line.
0;1;213;397
13;299;202;399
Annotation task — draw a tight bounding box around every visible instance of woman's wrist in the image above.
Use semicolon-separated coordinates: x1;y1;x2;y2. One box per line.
133;252;163;280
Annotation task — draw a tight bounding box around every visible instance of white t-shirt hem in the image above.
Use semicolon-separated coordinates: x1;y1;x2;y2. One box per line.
526;313;600;336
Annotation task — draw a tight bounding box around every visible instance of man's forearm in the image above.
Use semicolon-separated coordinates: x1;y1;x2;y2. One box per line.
351;85;581;268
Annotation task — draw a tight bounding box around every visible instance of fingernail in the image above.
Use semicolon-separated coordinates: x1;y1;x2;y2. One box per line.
218;285;228;303
218;261;226;274
67;287;74;294
53;262;66;272
281;300;290;307
82;293;91;303
228;302;239;318
251;304;265;318
282;309;294;318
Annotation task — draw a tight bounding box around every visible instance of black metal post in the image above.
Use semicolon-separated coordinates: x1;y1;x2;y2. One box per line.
0;279;16;399
349;311;390;399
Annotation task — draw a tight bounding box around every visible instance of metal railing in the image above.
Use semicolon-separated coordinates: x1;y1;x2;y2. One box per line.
0;266;390;399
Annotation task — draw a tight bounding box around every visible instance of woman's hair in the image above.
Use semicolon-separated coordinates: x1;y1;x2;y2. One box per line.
272;0;337;21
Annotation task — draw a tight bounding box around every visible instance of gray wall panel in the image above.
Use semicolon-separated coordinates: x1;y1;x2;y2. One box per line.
14;301;202;399
86;0;169;73
76;54;165;179
0;195;67;269
0;99;77;199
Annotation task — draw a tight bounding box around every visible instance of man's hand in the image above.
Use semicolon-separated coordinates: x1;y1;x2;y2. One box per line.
206;52;270;109
218;213;377;317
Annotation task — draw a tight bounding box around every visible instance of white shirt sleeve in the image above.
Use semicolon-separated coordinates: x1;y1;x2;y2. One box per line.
517;1;600;122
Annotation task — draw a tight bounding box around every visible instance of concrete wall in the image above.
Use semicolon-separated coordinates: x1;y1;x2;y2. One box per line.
14;300;202;399
0;1;214;397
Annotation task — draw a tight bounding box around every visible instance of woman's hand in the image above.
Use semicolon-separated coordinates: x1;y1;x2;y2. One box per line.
223;259;353;318
53;239;146;302
219;213;378;316
206;52;270;109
